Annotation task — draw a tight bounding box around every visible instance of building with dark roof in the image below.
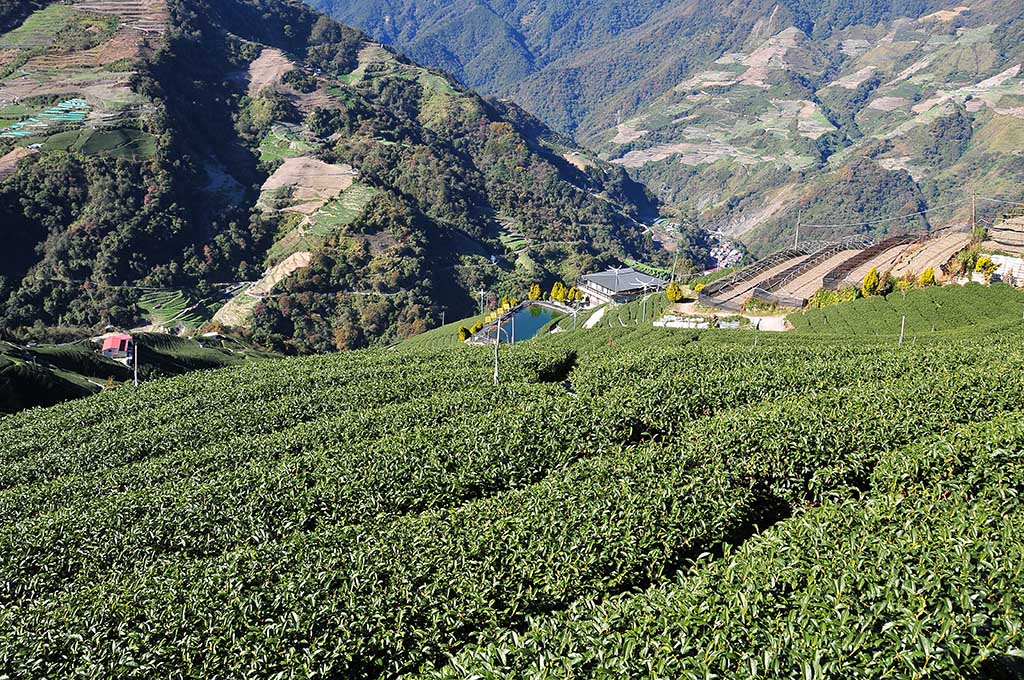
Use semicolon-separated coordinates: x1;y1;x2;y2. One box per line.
577;267;667;304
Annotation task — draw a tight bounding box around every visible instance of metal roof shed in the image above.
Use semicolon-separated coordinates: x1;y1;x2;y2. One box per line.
578;267;667;303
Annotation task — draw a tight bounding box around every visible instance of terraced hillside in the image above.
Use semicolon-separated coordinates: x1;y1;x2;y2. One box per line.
695;226;975;311
0;332;276;413
0;0;659;352
1;291;1023;676
593;2;1024;253
322;0;1024;256
791;280;1024;334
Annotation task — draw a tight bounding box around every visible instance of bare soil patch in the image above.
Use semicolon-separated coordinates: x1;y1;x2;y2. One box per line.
250;251;312;296
830;66;877;90
868;96;910;112
0;147;38;181
563;151;594;170
72;0;170;35
612;141;761;169
919;6;970;23
248;48;295;97
261;156;357;210
891;233;970;278
611;123;647;145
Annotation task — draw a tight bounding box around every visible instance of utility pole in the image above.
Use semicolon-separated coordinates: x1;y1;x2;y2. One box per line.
795;211;802;250
898;315;906;348
478;289;486;316
133;340;139;387
972;192;977;232
441;310;445;327
492;318;502;386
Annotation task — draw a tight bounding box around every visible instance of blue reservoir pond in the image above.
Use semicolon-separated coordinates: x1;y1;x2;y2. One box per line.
485;305;559;343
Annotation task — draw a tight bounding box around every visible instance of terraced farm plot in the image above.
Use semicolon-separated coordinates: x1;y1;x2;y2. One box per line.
890;231;971;279
247;47;295;97
0;99;91;139
73;0;169;35
624;259;671;278
0;5;76;49
39;127;157;158
258;125;313;163
137;290;208;329
5;316;1024;677
790;282;1024;335
259;156;357;214
499;228;529;253
777;248;863;301
307;183;377;236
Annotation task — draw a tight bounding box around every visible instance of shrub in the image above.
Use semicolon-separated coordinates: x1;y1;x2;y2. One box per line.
919;267;937;287
861;267;881;297
665;281;684;303
976;255;997;283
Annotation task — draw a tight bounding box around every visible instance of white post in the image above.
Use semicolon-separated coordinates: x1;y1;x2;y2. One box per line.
133;341;139;387
511;313;515;344
899;315;906;347
493;319;499;386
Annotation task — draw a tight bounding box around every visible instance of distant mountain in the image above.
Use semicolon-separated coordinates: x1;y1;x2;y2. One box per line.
0;0;659;352
593;2;1024;253
313;0;1024;254
308;0;962;135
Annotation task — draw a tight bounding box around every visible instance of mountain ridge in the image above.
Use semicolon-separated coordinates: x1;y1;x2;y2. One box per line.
314;0;1024;253
0;0;665;352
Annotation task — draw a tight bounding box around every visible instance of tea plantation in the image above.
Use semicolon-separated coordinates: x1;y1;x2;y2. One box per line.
0;313;1022;677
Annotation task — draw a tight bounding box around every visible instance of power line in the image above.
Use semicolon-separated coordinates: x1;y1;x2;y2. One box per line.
801;199;968;229
976;196;1024;207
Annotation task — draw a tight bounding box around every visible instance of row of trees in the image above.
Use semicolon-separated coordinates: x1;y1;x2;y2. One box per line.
861;266;938;298
527;282;583;303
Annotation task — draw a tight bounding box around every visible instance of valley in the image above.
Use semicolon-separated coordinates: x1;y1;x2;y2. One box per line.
321;0;1024;255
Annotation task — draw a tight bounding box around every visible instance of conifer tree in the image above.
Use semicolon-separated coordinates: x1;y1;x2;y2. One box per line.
862;267;881;297
665;280;684;303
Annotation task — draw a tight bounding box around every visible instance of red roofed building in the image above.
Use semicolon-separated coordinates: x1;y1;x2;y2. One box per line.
101;334;133;360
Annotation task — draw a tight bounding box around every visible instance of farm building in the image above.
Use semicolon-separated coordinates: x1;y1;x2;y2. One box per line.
101;333;133;360
578;267;667;304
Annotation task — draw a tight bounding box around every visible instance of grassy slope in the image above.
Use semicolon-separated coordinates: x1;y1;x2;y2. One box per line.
2;285;1023;675
0;334;278;414
789;282;1024;335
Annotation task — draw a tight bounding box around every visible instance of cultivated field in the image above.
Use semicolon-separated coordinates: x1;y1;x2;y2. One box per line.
2;298;1023;676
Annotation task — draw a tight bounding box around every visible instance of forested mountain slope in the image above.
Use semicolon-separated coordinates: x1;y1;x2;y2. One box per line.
0;0;657;352
310;0;960;135
317;0;1024;253
594;1;1024;254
